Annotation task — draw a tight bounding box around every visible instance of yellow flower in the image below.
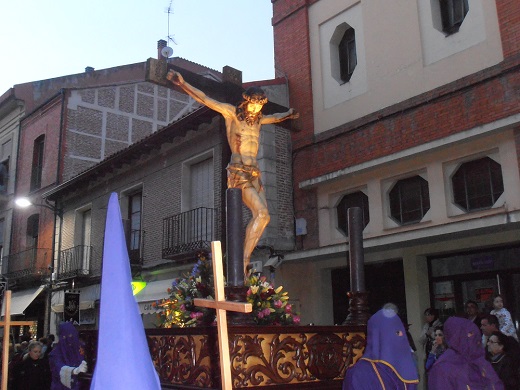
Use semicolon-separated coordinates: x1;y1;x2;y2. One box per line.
275;286;283;294
251;285;259;294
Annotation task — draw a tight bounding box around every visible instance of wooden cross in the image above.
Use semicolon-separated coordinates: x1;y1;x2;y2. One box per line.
194;241;252;390
0;291;38;390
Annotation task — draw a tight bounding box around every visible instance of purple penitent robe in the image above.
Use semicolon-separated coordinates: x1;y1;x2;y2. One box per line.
343;307;419;390
428;317;504;390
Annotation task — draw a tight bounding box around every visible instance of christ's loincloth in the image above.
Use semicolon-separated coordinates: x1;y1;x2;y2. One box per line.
227;163;263;190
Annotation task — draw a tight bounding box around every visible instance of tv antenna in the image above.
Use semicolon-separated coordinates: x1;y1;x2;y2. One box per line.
162;0;176;57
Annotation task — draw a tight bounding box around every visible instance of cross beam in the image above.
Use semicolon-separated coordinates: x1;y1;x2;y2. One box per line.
194;241;252;389
0;291;38;390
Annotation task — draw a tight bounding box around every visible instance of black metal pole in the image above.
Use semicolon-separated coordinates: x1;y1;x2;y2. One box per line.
348;207;365;292
226;188;243;287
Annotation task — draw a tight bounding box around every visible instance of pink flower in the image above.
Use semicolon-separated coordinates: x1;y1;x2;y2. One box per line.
293;315;301;324
180;304;186;311
190;312;203;319
258;311;265;319
274;300;283;308
285;304;292;313
262;308;271;316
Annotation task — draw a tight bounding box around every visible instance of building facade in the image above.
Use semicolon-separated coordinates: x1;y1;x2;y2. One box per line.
271;0;520;376
40;63;295;334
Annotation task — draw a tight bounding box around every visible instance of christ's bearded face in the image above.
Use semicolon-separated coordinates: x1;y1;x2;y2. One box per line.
246;102;263;115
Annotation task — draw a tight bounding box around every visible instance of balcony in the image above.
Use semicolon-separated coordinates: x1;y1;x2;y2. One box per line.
162;207;219;261
1;248;50;286
57;245;93;280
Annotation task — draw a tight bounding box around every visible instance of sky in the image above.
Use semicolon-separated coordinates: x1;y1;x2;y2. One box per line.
0;0;275;94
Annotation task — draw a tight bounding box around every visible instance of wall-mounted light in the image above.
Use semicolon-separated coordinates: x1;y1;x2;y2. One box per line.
15;197;62;216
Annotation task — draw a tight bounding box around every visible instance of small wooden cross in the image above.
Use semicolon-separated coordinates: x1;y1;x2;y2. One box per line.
194;241;252;390
0;291;38;390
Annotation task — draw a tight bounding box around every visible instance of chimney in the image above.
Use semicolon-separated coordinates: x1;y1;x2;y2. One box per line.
157;39;167;59
222;66;242;86
85;66;95;73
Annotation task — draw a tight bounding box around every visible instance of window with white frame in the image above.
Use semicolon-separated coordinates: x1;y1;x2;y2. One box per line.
330;23;357;84
80;209;91;274
188;157;214;242
336;191;369;236
389;176;430;225
438;0;469;35
451;157;503;212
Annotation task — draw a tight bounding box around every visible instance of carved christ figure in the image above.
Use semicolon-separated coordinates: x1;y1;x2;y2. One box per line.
167;70;299;275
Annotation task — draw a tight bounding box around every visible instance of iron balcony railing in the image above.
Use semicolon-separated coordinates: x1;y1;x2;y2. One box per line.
162;207;218;259
58;245;92;280
1;248;50;285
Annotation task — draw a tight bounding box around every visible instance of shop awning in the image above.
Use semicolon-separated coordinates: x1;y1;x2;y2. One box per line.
1;285;45;316
51;284;100;313
134;279;172;314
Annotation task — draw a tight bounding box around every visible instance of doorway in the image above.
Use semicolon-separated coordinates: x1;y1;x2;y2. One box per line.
429;245;520;331
331;259;407;325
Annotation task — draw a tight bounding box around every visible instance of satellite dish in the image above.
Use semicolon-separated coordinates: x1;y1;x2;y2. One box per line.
161;46;173;58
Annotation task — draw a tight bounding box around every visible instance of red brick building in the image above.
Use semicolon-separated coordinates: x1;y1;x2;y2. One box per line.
272;1;520;378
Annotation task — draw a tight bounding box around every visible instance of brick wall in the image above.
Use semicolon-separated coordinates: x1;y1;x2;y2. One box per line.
272;0;314;150
58;123;225;274
13;96;62;255
497;0;520;57
273;0;520;251
62;82;196;181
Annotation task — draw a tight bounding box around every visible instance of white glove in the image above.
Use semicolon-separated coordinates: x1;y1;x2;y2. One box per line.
73;360;88;375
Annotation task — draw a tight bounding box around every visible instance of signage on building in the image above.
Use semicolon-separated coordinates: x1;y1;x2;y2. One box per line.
470;256;494;270
64;291;80;325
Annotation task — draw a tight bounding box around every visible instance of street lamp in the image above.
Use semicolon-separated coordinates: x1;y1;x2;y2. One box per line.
14;196;63;336
15;197;62;215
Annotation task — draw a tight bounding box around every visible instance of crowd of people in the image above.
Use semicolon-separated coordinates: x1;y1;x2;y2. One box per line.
6;323;88;390
343;294;520;389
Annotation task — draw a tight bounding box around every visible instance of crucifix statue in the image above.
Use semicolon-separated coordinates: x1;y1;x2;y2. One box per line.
167;70;299;276
194;241;252;389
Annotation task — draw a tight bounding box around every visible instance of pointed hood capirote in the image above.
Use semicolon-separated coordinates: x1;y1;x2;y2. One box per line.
90;193;160;389
361;307;419;382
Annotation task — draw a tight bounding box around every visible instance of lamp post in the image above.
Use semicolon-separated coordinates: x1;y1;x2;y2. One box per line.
14;196;63;336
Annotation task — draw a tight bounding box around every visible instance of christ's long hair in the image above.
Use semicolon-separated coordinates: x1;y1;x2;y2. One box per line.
236;86;267;125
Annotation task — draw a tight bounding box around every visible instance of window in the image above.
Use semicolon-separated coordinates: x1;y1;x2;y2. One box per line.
0;159;8;193
26;214;40;249
80;209;91;274
452;157;503;212
30;135;45;191
389;176;430;225
330;23;357;84
128;192;142;263
187;157;214;242
336;191;369;236
440;0;469;35
339;27;357;83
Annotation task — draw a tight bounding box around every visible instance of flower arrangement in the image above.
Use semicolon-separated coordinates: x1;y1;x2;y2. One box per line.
155;252;300;328
155;252;215;328
245;272;300;325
